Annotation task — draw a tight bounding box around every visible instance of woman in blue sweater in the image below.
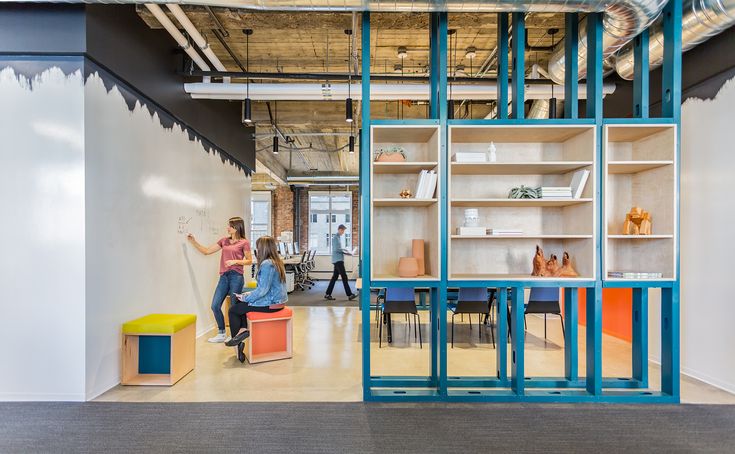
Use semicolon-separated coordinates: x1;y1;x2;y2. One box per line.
226;236;288;362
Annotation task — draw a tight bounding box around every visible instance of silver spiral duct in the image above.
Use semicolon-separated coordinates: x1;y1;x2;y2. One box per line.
614;0;735;80
546;0;668;84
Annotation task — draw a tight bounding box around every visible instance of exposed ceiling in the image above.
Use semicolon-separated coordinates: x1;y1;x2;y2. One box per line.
138;7;568;178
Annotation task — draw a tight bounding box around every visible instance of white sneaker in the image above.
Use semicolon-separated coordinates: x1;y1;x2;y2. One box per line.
207;333;227;343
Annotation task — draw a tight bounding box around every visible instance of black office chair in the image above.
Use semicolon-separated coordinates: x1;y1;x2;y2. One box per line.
525;287;565;341
378;287;422;348
448;287;495;348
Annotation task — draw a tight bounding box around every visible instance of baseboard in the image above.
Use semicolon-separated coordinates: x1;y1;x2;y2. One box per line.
85;378;122;401
197;322;216;339
0;391;86;402
681;366;735;395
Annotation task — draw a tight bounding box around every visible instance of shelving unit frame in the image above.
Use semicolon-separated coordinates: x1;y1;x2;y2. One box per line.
359;6;682;404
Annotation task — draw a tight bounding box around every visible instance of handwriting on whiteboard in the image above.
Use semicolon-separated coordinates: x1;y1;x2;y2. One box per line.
177;216;192;234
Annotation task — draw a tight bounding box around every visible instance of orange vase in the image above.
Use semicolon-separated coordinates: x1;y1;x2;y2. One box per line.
412;239;425;276
397;257;419;278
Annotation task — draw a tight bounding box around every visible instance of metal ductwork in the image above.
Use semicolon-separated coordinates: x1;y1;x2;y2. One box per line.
546;0;668;84
614;0;735;80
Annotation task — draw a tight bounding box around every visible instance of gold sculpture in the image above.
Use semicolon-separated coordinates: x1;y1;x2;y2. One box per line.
623;206;652;235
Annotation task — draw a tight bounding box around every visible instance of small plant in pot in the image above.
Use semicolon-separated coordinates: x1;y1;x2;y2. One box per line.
374;146;407;162
508;185;541;199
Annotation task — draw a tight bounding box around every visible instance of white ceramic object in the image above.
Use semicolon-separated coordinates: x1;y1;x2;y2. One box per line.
488;141;497;162
464;208;479;227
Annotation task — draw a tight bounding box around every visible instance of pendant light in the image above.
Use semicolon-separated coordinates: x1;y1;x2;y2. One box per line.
243;29;253;123
272;135;279;154
548;28;559;119
272;101;279;154
448;29;456;120
349;134;355;154
345;29;353;123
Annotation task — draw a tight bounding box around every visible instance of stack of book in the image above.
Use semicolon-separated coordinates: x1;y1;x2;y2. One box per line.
487;229;523;236
608;271;663;279
540;187;573;199
414;170;438;199
456;226;487;236
452;152;487;163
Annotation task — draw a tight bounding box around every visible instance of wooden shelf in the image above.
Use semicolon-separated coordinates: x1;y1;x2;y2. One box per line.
373;198;437;207
451;198;593;207
608;234;674;239
451;234;593;239
450;125;594;143
450;273;591;281
373;274;439;281
373;161;438;174
608;161;673;174
451;161;592;175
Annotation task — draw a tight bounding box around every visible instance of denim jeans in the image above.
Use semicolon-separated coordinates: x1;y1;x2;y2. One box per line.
211;270;244;331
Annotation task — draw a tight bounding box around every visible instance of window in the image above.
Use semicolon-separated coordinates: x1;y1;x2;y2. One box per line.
308;191;352;255
250;191;271;242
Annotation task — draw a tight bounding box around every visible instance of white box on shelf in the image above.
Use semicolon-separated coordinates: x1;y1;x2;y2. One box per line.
456;226;487;236
452;152;487;163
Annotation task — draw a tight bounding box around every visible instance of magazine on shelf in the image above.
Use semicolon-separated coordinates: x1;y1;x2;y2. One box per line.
608;271;663;279
570;169;590;199
456;227;487;236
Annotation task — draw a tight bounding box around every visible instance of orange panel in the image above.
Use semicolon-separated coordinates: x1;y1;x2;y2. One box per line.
250;319;289;355
576;288;633;342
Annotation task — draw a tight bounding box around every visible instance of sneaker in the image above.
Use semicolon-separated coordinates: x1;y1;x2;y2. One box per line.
324;295;336;301
348;294;358;301
207;332;227;343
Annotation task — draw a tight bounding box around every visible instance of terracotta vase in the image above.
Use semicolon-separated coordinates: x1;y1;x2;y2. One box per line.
397;257;419;278
411;239;425;276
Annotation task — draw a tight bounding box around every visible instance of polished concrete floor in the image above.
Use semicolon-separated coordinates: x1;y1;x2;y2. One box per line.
97;293;735;404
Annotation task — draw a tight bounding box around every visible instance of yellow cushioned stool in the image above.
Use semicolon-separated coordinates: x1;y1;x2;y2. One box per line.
122;314;196;386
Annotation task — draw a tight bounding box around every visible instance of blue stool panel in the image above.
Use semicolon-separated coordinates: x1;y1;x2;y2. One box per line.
138;335;171;374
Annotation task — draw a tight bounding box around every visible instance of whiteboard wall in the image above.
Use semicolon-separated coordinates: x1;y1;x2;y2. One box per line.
83;72;252;399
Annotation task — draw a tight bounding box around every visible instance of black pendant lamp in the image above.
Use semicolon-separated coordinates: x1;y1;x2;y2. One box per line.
272;100;279;154
349;134;355;154
243;29;253;123
345;29;353;123
272;135;279;154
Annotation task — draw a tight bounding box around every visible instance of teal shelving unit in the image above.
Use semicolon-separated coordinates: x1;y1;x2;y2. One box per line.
360;2;682;403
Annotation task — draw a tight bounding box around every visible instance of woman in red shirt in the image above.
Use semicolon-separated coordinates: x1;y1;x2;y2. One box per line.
188;217;252;343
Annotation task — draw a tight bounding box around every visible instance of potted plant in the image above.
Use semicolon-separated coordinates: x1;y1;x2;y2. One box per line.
374;146;407;162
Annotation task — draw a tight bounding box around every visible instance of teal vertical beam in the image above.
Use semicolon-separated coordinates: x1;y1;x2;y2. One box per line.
585;13;603;122
496;13;509;119
633;29;650;118
496;287;508;382
431;287;439;388
564;13;579;119
661;285;680;398
662;0;682;120
430;12;448;120
586;284;602;395
563;287;579;381
359;12;371;401
437;286;447;395
632;288;649;384
510;286;525;395
510;13;525;119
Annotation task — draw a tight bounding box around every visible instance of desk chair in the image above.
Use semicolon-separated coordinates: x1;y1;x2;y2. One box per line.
294;251;310;291
378;287;422;348
304;249;317;286
448;287;495;348
525;287;564;341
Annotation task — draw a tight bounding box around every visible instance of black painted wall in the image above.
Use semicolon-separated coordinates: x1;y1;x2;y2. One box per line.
0;3;255;172
604;26;735;118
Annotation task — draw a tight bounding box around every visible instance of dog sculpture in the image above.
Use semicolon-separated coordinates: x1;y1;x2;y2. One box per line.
554;252;579;277
532;245;546;276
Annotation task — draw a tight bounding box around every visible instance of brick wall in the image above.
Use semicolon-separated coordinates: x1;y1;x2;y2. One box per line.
272;185;294;239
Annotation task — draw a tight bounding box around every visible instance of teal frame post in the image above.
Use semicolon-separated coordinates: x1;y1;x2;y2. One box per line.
510;286;525;395
586;284;602;395
662;0;683;120
496;13;509;119
632;288;649;384
496;287;508;381
661;286;681;397
633;29;650;118
564;13;579;119
585;12;603;122
510;13;525;119
359;12;371;401
563;287;579;381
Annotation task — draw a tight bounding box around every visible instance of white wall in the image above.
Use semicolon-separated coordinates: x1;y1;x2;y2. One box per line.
83;72;251;400
678;76;735;393
0;66;87;400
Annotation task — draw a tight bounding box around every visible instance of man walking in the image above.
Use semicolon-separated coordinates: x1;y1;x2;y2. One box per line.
325;224;357;301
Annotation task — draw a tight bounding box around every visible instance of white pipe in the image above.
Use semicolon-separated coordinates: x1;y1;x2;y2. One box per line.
166;4;229;82
184;82;616;101
145;4;210;72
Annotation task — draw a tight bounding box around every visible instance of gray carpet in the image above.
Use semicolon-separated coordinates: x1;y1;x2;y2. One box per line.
287;280;362;307
1;402;735;453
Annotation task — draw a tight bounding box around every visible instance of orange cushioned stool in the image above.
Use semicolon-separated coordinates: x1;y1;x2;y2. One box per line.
244;307;293;364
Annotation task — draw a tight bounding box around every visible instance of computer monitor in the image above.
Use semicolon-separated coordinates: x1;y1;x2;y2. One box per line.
287;243;294;255
294;242;300;255
278;242;286;256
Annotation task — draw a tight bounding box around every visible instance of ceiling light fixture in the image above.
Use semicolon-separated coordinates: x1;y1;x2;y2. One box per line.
345;29;353;123
548;28;559;119
273;100;279;154
349;134;355;154
272;135;279;154
397;46;408;59
242;29;253;123
465;46;477;60
394;64;403;73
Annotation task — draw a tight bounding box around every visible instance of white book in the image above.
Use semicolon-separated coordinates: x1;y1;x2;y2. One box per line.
453;152;487;163
425;171;438;198
456;226;487;236
570;169;590;199
415;170;427;198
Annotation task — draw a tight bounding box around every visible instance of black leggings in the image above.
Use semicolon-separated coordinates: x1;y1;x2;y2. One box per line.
228;302;280;336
